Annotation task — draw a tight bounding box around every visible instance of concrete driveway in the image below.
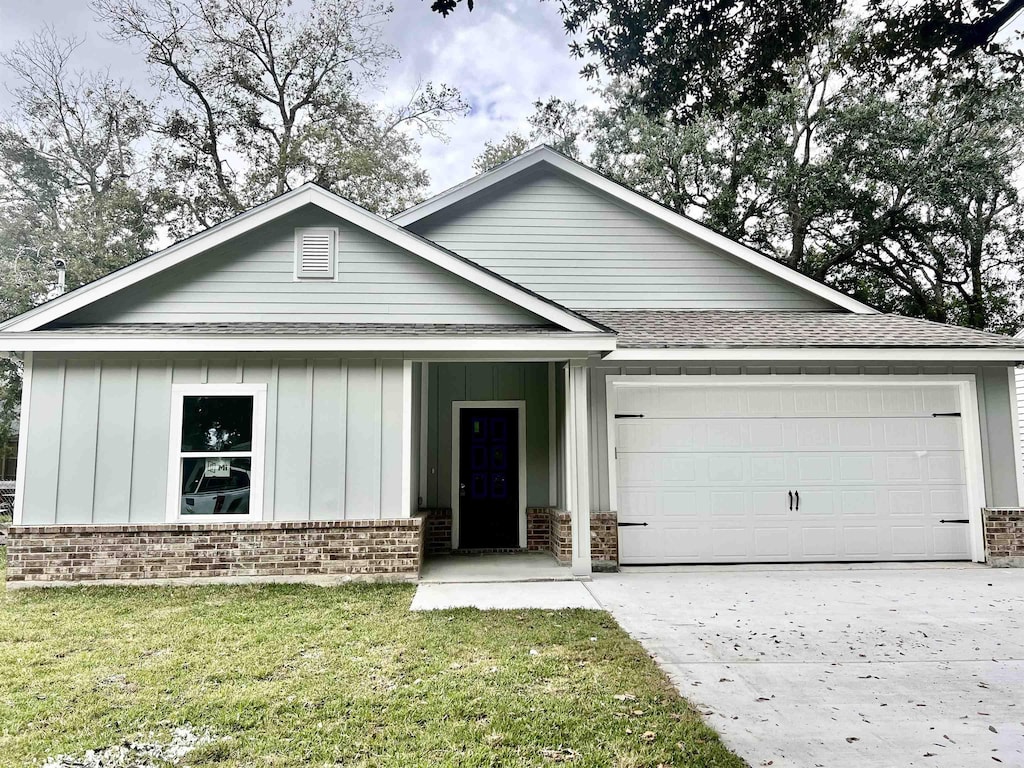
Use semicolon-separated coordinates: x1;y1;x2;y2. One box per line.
589;565;1024;768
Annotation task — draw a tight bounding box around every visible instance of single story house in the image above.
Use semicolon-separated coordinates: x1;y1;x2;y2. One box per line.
3;146;1024;585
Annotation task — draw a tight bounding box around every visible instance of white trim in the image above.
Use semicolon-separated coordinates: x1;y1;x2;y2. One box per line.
0;334;616;353
605;374;618;523
567;363;592;575
401;361;414;517
604;374;988;563
392;146;876;315
1009;366;1024;508
0;183;604;334
450;400;528;549
548;361;557;506
11;352;33;526
563;364;573;515
418;361;429;507
165;382;267;524
603;347;1024;362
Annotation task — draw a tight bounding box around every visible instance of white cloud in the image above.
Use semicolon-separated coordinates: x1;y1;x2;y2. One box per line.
378;1;602;193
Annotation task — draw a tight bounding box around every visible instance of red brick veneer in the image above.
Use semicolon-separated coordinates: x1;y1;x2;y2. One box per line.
526;507;618;568
420;508;452;555
6;519;424;585
983;508;1024;567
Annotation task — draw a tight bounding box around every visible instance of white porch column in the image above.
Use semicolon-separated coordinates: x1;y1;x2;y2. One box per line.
567;361;592;576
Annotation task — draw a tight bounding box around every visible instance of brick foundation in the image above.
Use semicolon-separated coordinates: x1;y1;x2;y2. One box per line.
526;508;551;553
526;507;618;568
420;508;452;555
983;508;1024;567
5;519;425;585
590;512;619;570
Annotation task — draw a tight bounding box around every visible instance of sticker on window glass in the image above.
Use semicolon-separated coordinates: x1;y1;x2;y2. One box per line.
205;458;231;478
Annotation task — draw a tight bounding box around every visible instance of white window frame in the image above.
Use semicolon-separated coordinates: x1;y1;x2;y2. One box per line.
293;226;338;280
166;382;268;523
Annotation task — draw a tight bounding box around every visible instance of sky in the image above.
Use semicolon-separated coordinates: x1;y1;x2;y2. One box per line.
0;0;598;195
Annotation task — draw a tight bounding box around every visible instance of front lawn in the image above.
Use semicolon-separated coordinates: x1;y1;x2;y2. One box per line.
0;557;742;768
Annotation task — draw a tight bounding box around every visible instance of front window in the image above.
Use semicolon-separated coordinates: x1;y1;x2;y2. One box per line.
169;385;265;521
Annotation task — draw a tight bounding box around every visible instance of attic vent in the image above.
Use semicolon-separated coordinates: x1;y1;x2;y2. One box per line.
295;227;337;279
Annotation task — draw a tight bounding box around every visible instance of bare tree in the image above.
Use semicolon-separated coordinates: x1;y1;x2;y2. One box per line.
94;0;467;230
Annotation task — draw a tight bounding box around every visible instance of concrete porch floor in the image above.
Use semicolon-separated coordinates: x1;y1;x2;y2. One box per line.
412;552;601;610
418;552;574;583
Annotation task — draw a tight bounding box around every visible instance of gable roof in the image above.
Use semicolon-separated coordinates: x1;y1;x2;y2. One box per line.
392;146;876;315
0;183;607;335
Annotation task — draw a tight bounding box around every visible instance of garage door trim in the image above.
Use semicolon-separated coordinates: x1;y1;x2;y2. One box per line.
605;375;987;563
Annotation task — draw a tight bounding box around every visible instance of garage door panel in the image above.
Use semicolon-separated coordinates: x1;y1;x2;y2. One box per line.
891;526;930;557
619;384;961;419
617;417;958;453
754;527;791;557
613;383;971;564
841;526;879;557
933;525;971;556
617;450;966;487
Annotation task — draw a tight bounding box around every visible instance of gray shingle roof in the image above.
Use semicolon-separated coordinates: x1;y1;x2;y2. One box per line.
41;322;574;336
578;310;1024;349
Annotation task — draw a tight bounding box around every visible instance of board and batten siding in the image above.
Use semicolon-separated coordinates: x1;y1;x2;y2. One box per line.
20;354;412;525
424;362;550;509
61;205;544;325
587;362;1020;514
407;167;835;311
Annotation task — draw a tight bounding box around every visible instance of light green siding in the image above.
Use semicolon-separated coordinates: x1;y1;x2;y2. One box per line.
20;353;409;525
587;361;1020;513
424;362;551;509
61;205;544;325
408;167;836;311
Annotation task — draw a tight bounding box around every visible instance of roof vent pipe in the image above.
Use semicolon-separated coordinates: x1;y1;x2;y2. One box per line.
53;258;66;297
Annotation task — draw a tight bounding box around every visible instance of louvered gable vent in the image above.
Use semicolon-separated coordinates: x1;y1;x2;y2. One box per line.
295;227;337;279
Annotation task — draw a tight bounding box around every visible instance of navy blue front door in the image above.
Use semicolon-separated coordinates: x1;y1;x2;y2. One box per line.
458;408;519;549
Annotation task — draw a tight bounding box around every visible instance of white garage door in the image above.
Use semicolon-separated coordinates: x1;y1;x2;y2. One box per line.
613;382;972;564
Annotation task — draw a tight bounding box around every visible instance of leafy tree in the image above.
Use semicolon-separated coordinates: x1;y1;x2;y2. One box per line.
473;134;530;173
562;0;1024;121
431;1;1024;124
95;0;467;233
471;97;588;172
489;23;1024;331
0;29;159;441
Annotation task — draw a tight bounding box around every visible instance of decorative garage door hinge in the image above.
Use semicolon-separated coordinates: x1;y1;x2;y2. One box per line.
614;413;645;418
931;412;961;417
617;522;649;527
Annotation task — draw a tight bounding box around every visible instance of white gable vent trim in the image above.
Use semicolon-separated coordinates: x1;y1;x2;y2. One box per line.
295;227;337;279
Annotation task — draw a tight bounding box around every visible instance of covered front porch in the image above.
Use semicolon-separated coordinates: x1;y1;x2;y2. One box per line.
408;360;607;578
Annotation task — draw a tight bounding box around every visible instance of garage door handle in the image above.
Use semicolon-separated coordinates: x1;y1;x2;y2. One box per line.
939;519;969;524
617;522;649;527
788;491;793;510
795;490;800;511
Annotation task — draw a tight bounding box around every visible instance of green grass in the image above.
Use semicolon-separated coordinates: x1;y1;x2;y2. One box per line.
0;557;743;768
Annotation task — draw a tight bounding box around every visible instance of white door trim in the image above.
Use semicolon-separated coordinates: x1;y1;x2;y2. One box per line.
605;374;988;563
451;400;528;550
